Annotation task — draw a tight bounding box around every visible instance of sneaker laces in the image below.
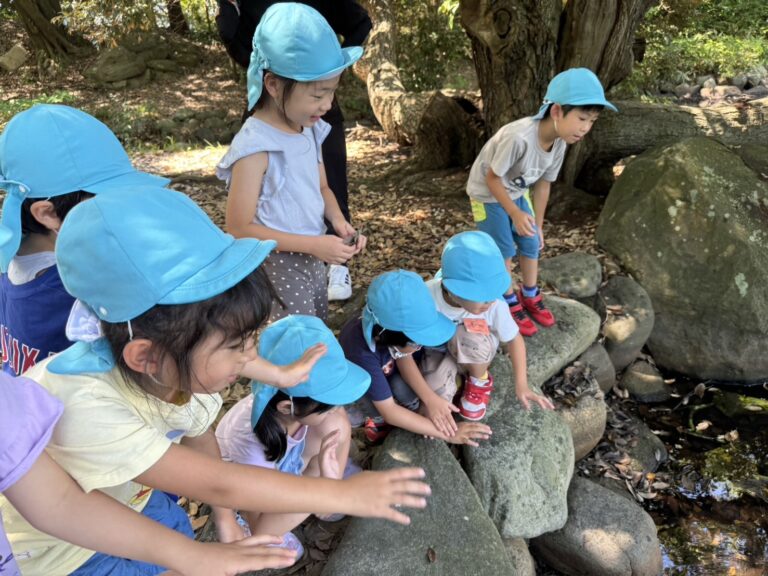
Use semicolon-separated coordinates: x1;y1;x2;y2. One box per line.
510;305;528;323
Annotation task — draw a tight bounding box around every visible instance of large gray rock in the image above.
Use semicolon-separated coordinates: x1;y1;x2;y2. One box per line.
86;46;146;83
0;44;28;72
503;538;536;576
539;252;603;299
322;430;516;575
531;477;663;576
597;137;768;381
463;296;600;539
596;276;655;372
577;342;616;394
557;376;606;461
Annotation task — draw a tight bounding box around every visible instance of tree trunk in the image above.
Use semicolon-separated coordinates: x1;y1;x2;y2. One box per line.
566;99;768;193
357;0;483;169
459;0;656;183
167;0;190;35
13;0;87;60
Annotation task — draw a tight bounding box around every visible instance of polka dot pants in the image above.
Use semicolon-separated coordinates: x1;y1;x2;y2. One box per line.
262;251;328;322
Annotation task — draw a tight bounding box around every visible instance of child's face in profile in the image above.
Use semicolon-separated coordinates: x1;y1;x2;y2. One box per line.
554;105;600;144
282;75;341;130
180;330;258;394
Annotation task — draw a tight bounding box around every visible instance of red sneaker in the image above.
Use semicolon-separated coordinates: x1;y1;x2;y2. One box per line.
464;374;495;406
459;379;491;421
519;290;555;327
364;418;391;444
509;302;537;336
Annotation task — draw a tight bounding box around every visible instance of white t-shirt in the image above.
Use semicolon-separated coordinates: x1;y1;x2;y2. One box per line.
7;251;57;285
426;278;519;344
1;356;222;575
216;394;308;471
466;117;566;203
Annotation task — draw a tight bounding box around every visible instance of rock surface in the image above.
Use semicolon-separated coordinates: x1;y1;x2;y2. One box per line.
539;252;603;299
620;359;672;403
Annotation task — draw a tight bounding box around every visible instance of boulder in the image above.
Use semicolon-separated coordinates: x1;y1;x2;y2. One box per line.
556;375;607;461
539;252;603;299
463;297;599;539
503;538;536;576
597;137;768;381
146;59;178;73
733;143;768;180
0;44;28;72
86;46;146;83
596;276;654;372
577;342;616;394
531;477;663;576
619;359;671;403
623;414;668;473
322;430;516;575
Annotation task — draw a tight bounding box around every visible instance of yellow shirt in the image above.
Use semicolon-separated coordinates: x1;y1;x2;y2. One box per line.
0;357;222;575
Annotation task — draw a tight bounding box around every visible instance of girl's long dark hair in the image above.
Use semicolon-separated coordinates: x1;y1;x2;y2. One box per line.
102;266;278;394
256;391;333;462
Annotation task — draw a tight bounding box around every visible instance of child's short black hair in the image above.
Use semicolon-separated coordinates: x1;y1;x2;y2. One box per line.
544;103;604;118
102;266;278;394
249;71;298;118
256;390;333;462
20;191;94;236
371;324;410;348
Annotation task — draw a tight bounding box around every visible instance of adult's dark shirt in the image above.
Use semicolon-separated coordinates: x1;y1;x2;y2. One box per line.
217;0;372;69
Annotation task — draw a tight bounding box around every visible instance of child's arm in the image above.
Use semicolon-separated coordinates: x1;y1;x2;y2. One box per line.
505;335;554;411
5;451;297;575
318;163;367;254
227;155;357;264
395;355;458;436
135;441;430;525
374;398;491;447
530;179;551;247
485;170;536;237
180;430;244;543
240;343;327;388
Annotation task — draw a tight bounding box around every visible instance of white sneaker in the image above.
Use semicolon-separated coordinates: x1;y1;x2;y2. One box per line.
328;264;352;301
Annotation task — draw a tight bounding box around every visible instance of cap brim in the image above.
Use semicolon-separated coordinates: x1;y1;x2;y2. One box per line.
160;237;276;305
443;272;509;303
286;46;363;82
80;169;171;195
310;360;371;406
403;313;456;347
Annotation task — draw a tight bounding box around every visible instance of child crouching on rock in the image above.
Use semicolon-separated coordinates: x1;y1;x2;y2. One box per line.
216;315;370;557
339;269;492;445
426;231;554;421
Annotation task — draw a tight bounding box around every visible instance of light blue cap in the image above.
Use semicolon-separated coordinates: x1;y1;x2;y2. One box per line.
437;231;509;302
532;68;618;120
0;105;169;272
48;186;276;374
250;315;370;427
362;270;456;350
247;3;364;110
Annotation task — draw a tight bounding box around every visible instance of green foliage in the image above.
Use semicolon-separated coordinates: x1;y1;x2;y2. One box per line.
614;0;768;96
179;0;218;41
0;91;77;129
393;0;471;91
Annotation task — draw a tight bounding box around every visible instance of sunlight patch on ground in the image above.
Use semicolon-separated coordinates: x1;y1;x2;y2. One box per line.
131;145;227;176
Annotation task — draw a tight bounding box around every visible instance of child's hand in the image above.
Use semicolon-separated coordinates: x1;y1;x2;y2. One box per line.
421;396;459;437
180;534;297;576
446;421;492;447
342;467;430;525
317;429;341;479
511;211;537;237
332;220;367;255
312;235;357;264
276;343;327;388
516;386;555;411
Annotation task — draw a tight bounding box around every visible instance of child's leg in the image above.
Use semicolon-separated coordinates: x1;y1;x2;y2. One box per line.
68;491;192;575
262;252;328;322
473;201;517;296
448;326;498;421
516;228;555;327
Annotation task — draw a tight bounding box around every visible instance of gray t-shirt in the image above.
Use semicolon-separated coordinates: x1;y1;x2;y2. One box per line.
466;117;566;203
217;117;331;236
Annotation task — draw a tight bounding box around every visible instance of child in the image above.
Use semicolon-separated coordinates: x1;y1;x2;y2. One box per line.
218;3;367;322
0;104;168;375
0;186;428;575
0;371;296;575
426;231;554;421
339;269;492;445
466;68;617;336
217;314;370;557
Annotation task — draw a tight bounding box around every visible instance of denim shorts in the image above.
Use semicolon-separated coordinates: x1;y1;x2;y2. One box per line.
69;490;194;576
471;196;540;260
